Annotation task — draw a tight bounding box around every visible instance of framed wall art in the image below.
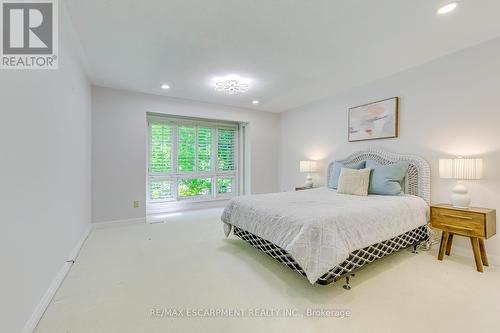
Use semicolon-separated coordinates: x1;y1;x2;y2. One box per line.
348;97;399;142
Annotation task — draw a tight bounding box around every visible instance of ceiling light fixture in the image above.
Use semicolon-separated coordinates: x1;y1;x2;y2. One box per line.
215;79;249;94
252;100;260;105
437;2;458;15
161;84;170;89
213;74;252;95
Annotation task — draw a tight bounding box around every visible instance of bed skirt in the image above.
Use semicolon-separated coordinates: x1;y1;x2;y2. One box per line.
232;224;429;285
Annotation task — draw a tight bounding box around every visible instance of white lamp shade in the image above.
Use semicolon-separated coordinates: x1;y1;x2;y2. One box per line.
439;158;483;180
300;160;318;173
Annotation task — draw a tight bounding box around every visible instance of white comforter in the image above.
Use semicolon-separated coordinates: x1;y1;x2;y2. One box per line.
221;187;429;284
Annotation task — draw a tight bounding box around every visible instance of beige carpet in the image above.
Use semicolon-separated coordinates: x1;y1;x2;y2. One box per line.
36;208;500;333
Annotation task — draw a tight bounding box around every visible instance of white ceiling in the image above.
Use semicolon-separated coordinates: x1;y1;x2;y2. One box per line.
66;0;500;112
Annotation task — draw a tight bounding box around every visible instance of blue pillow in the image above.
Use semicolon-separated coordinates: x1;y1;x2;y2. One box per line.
328;161;366;189
366;161;409;195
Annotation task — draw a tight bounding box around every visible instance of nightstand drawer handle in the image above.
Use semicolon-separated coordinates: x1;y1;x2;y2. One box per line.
439;213;473;220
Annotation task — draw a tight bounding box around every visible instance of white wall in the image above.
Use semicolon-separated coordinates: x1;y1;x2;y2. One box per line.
0;3;91;333
279;38;500;260
91;87;280;223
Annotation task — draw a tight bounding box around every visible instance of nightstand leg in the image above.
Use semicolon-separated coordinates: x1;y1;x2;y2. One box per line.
438;231;449;261
470;237;484;273
478;238;489;266
445;233;453;256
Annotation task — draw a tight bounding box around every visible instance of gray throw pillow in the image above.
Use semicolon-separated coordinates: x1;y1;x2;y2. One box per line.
337;168;371;196
328;161;366;189
366;160;409;195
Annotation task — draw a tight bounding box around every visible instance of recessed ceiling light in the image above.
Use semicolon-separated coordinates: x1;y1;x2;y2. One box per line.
252;100;260;105
437;2;458;15
161;84;170;89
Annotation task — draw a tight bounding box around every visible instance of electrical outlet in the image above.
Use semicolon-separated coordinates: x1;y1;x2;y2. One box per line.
133;200;140;208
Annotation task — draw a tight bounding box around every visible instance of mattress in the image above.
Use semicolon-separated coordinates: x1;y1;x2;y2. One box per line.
221;187;429;284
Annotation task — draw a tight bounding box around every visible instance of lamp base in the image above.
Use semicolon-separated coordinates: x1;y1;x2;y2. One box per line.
304;174;313;188
451;182;471;209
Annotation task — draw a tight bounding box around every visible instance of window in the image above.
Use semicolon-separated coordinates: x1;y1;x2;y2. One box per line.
148;115;239;204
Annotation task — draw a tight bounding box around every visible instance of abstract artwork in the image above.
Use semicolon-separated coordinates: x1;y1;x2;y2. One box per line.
348;97;399;142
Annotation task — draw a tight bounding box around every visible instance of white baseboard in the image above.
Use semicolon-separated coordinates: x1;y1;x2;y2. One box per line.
429;229;500;266
147;198;228;215
449;245;500;266
68;224;93;261
92;217;146;229
22;224;92;333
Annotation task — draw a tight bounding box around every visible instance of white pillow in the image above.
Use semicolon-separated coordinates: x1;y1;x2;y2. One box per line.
337;168;371;196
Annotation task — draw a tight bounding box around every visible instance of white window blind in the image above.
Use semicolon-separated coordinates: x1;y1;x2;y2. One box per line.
150;123;172;173
197;127;212;172
178;126;196;172
149;179;174;200
217;128;236;171
147;115;239;204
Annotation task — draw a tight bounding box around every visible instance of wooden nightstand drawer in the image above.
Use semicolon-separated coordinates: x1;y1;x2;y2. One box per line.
431;208;485;238
431;204;496;239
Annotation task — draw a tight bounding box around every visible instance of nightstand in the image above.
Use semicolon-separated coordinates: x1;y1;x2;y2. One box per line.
430;204;496;272
295;186;315;191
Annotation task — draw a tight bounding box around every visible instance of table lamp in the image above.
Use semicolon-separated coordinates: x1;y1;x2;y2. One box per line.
439;158;483;208
300;160;318;188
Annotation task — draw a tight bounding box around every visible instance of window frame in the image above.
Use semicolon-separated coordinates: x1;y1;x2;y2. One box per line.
147;116;239;204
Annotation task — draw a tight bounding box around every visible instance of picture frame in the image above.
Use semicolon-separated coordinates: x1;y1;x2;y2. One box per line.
348;97;399;142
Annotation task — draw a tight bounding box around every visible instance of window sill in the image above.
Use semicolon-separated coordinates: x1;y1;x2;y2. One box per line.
147;197;231;214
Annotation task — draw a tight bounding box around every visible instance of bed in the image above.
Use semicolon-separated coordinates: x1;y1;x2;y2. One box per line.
221;148;431;286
